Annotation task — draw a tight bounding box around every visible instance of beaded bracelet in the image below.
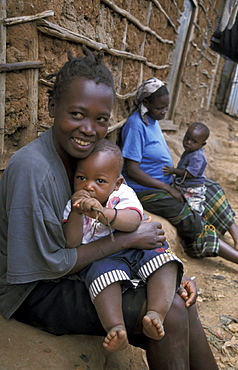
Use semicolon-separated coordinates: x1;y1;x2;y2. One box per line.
110;208;118;226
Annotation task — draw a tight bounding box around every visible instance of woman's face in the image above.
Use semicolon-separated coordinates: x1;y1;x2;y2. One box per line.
143;94;169;121
49;77;114;161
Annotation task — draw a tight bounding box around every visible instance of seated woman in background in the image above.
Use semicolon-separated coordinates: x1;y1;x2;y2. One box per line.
121;77;238;264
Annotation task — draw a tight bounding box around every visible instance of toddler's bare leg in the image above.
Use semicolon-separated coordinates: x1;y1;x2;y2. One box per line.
143;262;178;340
218;238;238;264
228;222;238;250
94;282;128;352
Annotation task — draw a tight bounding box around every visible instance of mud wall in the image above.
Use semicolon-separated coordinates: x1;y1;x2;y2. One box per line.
1;0;223;168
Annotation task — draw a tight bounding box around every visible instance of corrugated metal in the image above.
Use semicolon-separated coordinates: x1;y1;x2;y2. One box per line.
226;65;238;117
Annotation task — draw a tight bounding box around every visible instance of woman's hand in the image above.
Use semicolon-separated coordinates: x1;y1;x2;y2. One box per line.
177;276;197;307
125;221;166;250
167;185;185;203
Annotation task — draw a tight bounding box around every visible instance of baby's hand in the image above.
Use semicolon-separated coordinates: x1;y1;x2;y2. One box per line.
72;189;91;203
73;194;103;219
78;197;102;213
162;164;174;175
71;190;90;212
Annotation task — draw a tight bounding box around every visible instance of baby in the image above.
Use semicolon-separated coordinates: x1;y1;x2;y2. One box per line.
63;139;183;352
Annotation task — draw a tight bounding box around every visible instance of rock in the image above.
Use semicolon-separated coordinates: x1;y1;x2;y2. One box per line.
144;211;185;259
0;314;148;370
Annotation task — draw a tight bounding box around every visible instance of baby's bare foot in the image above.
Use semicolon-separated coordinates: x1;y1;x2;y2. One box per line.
103;325;128;352
142;310;165;340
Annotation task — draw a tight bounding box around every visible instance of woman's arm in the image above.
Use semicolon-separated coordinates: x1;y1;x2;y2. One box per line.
125;159;184;202
68;221;166;274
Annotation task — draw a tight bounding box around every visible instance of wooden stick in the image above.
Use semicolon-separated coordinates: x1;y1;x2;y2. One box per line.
23;21;39;146
39;78;53;87
0;0;6;157
116;91;136;100
0;61;44;72
170;0;183;15
151;0;178;33
37;19;171;69
101;0;174;45
91;207;115;242
191;41;216;66
3;10;54;26
37;19;147;62
107;118;127;133
146;61;169;70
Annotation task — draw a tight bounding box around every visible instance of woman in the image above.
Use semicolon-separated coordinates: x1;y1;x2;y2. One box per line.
0;49;218;369
121;77;238;264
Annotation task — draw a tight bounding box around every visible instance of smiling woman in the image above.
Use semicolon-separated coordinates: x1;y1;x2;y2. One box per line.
0;48;218;369
49;78;114;163
47;48;115;169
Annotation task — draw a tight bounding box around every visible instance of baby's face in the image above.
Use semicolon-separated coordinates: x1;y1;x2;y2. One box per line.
182;128;206;152
74;151;121;205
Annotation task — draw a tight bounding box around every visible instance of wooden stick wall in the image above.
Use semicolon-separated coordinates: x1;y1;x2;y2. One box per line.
0;0;220;169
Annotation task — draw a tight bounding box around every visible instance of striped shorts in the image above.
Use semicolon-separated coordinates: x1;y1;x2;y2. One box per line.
79;241;184;301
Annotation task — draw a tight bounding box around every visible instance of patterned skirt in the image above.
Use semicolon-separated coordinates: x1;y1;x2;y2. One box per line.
137;179;235;258
203;179;235;235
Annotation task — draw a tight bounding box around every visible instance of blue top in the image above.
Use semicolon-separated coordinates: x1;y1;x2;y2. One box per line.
121;110;173;192
175;148;207;187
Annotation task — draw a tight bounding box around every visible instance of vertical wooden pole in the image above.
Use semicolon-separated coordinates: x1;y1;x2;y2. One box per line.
19;20;38;147
139;1;152;86
108;0;131;144
0;0;6;158
206;54;220;111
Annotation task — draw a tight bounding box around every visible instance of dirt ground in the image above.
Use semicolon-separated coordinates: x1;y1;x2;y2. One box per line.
178;242;238;370
166;108;238;369
0;109;238;369
165;108;238;370
174;217;238;370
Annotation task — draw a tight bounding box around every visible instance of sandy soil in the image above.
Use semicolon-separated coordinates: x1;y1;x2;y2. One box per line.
176;228;238;370
166;108;238;370
0;109;238;369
